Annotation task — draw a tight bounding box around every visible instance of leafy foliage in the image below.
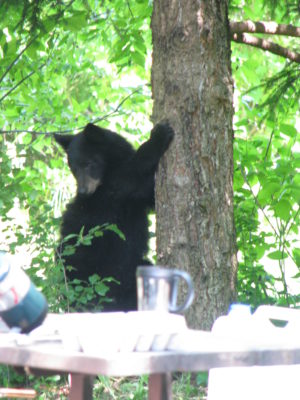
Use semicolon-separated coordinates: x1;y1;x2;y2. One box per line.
51;224;123;312
0;0;299;315
234;122;300;306
231;3;300;307
256;63;300;115
0;0;299;396
0;0;153;313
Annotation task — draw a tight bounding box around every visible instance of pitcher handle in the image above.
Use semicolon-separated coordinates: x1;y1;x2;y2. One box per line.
169;270;194;313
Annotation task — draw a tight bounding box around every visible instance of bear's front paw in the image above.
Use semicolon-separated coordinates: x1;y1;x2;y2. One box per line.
150;121;175;148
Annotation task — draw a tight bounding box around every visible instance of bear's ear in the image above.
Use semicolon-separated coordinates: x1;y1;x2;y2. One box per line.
83;123;103;142
54;134;73;151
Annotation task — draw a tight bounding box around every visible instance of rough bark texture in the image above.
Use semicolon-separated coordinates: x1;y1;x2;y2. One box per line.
151;0;238;330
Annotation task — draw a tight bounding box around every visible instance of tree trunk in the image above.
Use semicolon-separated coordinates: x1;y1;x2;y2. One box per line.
151;0;237;330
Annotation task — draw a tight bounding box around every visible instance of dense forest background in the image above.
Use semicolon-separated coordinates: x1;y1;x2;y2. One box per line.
0;0;299;397
0;0;299;319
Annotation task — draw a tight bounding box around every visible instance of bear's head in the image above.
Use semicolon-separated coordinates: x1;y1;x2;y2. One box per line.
54;123;134;195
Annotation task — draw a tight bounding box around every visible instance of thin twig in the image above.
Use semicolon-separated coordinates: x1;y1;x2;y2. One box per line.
0;35;39;84
90;87;142;125
126;0;134;18
56;246;71;314
0;63;47;103
285;205;300;238
239;165;279;237
0;87;143;136
264;129;275;161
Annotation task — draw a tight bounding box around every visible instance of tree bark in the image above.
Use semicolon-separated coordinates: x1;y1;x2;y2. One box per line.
151;0;238;330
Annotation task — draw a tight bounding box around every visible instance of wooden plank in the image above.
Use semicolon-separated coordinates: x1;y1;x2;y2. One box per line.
0;388;36;398
68;375;94;400
1;345;300;377
148;374;172;400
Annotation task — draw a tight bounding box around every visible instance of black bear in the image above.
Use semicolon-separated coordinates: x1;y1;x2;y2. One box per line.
54;122;174;311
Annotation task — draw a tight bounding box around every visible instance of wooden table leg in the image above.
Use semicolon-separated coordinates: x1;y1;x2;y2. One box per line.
148;373;172;400
68;374;95;400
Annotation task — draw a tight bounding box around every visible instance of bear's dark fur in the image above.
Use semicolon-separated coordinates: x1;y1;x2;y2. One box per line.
55;122;174;311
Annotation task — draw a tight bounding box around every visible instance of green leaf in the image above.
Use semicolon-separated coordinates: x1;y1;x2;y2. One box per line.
292;248;300;268
88;274;100;284
20;132;32;145
280;124;297;138
267;250;288;260
62;12;88;32
273;199;292;221
290;224;298;235
71;279;82;285
105;224;126;240
234;118;249;127
62;246;76;256
257;182;281;205
63;233;79;243
95;282;109;296
131;51;145;67
94;230;104;238
82;238;92;245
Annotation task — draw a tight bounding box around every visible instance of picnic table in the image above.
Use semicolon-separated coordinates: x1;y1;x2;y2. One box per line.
1;311;300;400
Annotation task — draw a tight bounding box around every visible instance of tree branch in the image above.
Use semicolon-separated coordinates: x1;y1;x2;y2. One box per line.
231;33;300;63
0;35;38;84
0;71;33;103
239;166;279;238
0;62;48;104
0;0;76;85
230;21;300;37
91;87;142;125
